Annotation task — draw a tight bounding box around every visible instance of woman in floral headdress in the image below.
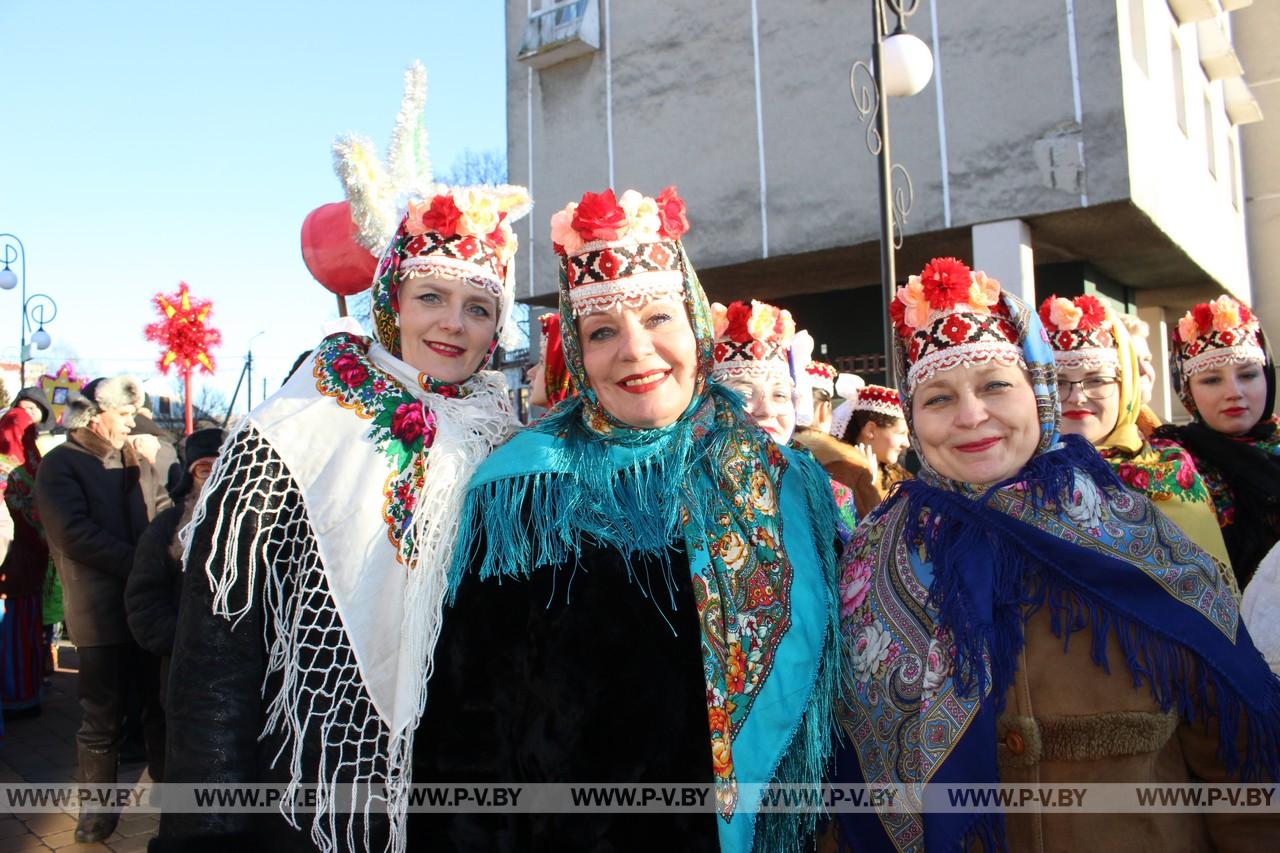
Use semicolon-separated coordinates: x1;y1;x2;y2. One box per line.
827;378;912;518
419;188;841;853
1040;294;1234;583
1156;296;1280;586
0;397;51;716
158;185;529;853
526;311;575;413
834;257;1280;853
708;301;858;534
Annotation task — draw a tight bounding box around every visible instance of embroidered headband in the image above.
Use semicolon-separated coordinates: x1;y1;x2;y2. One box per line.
852;384;903;418
805;360;838;399
1173;295;1264;378
891;257;1023;389
552;186;690;317
709;300;796;384
399;188;526;300
1038;294;1119;371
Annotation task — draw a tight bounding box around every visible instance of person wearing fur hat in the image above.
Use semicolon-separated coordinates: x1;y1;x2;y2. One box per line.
157;184;529;853
34;374;172;842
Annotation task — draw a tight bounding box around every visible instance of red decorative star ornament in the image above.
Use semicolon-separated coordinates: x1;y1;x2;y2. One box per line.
144;282;222;434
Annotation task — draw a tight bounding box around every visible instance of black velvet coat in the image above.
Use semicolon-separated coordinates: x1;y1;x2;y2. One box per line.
412;542;720;852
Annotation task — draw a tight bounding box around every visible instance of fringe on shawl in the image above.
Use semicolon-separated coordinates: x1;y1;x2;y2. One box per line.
448;386;740;596
897;434;1280;848
753;450;843;853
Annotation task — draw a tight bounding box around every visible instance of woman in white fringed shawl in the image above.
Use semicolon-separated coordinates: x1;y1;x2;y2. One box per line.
156;186;528;853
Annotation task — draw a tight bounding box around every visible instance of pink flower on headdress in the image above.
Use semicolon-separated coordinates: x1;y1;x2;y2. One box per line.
1177;312;1200;344
1046;297;1083;331
1209;295;1243;333
897;277;931;329
967;272;1002;309
550;205;584;256
711;302;730;338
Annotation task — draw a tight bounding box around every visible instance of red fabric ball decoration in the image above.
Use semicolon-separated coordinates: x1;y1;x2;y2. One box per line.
301;201;378;297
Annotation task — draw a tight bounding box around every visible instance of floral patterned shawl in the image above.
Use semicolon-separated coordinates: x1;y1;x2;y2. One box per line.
834;293;1280;853
451;247;841;853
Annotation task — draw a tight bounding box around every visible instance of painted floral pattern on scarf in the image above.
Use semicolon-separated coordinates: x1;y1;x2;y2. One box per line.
1099;437;1210;505
689;418;794;817
313;333;464;565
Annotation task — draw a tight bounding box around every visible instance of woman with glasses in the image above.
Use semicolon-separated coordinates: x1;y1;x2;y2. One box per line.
1040;295;1234;580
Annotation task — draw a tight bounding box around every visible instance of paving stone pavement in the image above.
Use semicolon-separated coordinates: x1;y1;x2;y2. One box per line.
0;646;158;852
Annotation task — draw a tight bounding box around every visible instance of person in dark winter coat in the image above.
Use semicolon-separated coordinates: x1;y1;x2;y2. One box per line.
128;414;182;500
34;375;171;844
126;428;223;703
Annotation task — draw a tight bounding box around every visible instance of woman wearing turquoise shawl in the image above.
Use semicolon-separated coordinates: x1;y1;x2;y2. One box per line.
833;258;1280;852
416;187;841;852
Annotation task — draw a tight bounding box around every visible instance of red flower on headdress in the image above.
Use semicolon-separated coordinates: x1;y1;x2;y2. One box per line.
1075;295;1106;331
1192;303;1214;336
1037;299;1055;330
1241;303;1256;324
919;257;972;311
420;194;463;238
655;186;690;239
486;212;509;251
725;301;754;343
572;189;628;242
889;296;911;339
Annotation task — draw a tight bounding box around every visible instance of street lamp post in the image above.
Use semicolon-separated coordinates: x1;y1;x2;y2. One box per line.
0;233;58;387
849;1;934;386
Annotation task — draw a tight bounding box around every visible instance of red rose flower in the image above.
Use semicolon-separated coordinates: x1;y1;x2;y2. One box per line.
1076;295;1106;331
1175;459;1195;490
889;296;910;338
1119;463;1150;491
420;194;463;238
1192;304;1214;335
1037;297;1056;330
920;257;972;311
725;301;754;343
486;212;509;250
655;185;689;239
332;353;368;388
571;189;628;242
391;401;427;445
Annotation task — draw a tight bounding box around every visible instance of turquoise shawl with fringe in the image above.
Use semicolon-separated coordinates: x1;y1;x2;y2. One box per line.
449;244;841;853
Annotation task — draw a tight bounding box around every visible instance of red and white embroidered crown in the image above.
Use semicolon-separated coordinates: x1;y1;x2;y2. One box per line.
551;186;690;317
805;360;838;398
852;384;903;418
709;300;796;382
891;257;1022;388
399;188;525;299
1173;295;1264;378
1038;295;1117;371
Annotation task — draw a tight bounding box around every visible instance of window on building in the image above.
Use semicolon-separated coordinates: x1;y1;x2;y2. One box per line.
1130;0;1148;75
1204;92;1216;178
1171;33;1187;135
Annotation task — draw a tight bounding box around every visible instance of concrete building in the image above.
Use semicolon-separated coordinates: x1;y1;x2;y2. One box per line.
506;0;1265;421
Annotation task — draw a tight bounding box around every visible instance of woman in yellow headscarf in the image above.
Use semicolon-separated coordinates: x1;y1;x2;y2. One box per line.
1040;295;1235;589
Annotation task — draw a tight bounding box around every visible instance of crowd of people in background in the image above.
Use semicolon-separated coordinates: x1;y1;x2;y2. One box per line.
1;182;1278;853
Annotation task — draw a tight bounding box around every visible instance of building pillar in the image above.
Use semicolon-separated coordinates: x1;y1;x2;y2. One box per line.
972;219;1035;305
1136;305;1177;423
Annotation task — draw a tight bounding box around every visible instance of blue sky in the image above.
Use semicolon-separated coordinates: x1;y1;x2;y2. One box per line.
0;0;507;408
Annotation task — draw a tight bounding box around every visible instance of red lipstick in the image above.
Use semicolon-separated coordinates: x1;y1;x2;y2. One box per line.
617;370;670;394
955;436;1002;453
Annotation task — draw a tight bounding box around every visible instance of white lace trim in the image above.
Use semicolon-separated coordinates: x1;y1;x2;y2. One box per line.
400;255;503;299
710;361;791;383
1182;344;1265;377
568;271;684;316
907;342;1026;389
1052;347;1118;372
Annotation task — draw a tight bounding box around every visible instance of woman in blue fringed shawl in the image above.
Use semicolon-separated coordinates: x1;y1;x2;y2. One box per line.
832;257;1280;853
414;187;842;853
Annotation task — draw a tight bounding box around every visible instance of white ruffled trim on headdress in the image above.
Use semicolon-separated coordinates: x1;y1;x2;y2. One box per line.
1052;346;1119;372
906;341;1026;389
567;270;685;317
1182;344;1266;378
